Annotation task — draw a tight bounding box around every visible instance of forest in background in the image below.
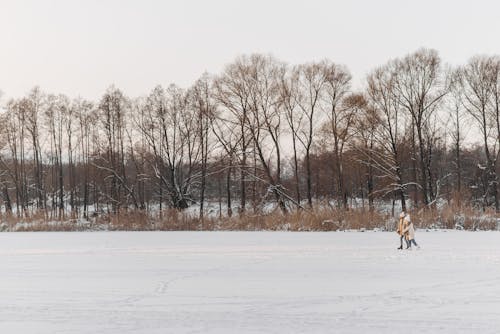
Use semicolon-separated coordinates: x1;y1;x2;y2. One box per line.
1;48;500;231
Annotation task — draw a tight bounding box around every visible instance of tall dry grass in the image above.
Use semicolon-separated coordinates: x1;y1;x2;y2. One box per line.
1;204;498;232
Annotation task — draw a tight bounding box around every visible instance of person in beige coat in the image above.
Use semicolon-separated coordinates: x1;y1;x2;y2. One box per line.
402;214;420;250
396;212;406;250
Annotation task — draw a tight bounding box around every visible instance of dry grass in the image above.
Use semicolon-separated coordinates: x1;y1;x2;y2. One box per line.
1;205;499;232
411;205;498;230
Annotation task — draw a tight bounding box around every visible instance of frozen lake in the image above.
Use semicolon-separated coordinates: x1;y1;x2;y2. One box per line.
1;231;500;333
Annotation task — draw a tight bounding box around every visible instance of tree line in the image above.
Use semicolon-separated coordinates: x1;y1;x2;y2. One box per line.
1;48;499;221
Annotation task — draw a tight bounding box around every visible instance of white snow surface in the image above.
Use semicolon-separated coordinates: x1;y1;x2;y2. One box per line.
1;231;500;333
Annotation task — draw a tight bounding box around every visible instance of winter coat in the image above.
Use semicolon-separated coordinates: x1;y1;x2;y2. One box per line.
403;220;415;240
396;218;405;236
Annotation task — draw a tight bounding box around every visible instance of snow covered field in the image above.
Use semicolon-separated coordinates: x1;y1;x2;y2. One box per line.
1;231;500;333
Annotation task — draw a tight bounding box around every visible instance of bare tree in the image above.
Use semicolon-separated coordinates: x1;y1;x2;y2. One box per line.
245;55;291;212
213;58;253;213
292;62;328;208
209;95;241;217
44;94;68;219
189;73;217;220
392;49;447;207
4;99;28;217
366;65;408;212
447;71;469;206
98;86;139;213
0;91;13;215
322;64;353;209
279;67;304;205
137;85;202;210
456;56;500;211
352;94;379;211
75;98;95;218
25;87;46;213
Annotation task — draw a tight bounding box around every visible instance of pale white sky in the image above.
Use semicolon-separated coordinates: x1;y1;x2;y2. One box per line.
0;0;499;100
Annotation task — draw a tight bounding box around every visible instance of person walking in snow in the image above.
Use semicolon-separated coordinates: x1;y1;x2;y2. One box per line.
396;212;406;250
402;213;420;250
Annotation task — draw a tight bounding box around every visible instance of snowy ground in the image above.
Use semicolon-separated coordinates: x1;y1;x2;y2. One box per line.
1;231;500;333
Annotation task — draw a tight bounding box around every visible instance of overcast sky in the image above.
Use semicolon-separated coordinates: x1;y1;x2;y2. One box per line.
1;0;499;100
